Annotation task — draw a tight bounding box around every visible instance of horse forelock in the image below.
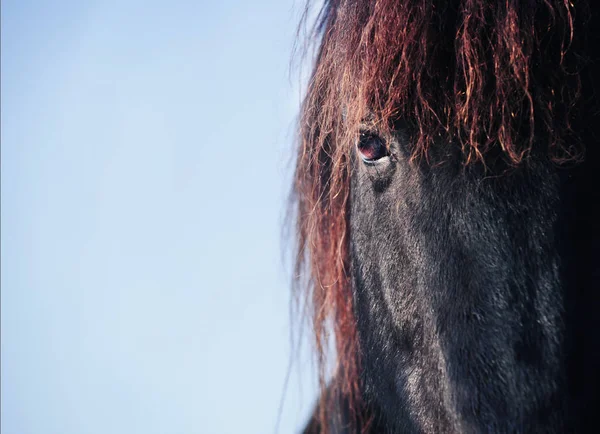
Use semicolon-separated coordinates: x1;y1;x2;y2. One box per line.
292;1;588;432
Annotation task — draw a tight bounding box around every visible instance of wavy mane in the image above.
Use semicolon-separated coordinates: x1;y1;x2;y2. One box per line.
292;0;586;431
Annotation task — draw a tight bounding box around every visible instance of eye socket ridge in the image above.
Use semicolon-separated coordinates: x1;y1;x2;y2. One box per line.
356;131;389;163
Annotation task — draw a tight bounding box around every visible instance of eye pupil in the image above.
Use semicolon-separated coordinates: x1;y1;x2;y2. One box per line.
357;133;387;162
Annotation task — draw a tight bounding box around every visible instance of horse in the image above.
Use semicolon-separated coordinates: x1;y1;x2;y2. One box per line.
290;0;600;432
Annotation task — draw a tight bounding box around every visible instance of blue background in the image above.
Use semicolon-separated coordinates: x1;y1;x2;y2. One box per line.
1;1;318;432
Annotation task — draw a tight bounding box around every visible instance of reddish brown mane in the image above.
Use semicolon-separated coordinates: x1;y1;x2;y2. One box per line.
292;1;585;432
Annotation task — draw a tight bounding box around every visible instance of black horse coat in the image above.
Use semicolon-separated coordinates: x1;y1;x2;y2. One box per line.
300;5;600;433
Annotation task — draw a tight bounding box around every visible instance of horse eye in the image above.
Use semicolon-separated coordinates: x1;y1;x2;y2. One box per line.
357;132;388;162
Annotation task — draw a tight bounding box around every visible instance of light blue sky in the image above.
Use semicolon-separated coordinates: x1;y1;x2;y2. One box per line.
1;1;318;433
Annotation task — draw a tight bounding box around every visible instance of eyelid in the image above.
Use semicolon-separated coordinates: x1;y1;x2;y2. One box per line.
362;155;391;166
